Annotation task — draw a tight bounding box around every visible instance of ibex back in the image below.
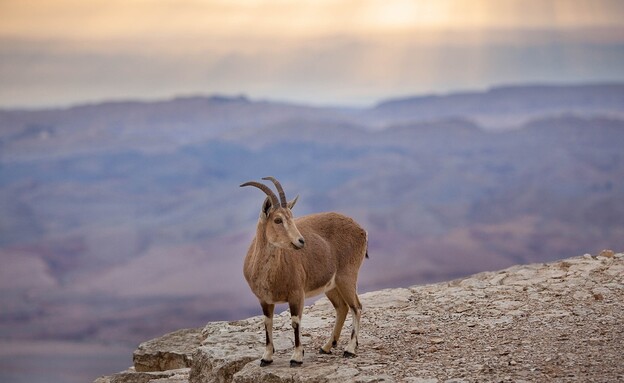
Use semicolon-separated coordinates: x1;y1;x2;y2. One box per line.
241;177;368;367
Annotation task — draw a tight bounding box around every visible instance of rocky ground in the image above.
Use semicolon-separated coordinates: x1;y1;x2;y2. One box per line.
95;250;623;383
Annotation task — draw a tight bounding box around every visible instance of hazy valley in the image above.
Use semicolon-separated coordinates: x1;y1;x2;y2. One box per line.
1;83;623;382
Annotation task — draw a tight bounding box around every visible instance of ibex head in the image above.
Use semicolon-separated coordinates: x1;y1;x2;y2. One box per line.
241;177;304;250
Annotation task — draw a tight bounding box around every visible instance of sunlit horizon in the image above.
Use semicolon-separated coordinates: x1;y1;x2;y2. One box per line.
1;0;623;108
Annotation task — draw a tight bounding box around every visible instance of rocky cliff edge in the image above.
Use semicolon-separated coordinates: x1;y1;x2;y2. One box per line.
95;251;623;383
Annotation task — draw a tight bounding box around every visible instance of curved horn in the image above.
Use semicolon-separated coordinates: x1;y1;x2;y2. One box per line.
262;176;287;207
240;181;279;208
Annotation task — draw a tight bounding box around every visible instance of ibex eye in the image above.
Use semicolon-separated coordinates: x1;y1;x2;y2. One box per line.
274;218;283;224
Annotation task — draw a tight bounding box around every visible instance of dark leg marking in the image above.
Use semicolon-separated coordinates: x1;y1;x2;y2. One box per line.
290;323;303;368
351;329;359;347
293;321;301;347
289;301;304;367
320;339;338;355
260;359;273;367
260;324;274;367
344;316;358;357
260;302;275;367
290;317;304;367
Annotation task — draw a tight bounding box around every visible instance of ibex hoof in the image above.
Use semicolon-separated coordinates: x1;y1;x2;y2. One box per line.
343;351;356;358
290;360;303;368
260;359;273;367
319;347;332;355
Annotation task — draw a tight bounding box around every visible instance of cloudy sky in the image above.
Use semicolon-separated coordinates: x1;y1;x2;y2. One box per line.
1;0;623;108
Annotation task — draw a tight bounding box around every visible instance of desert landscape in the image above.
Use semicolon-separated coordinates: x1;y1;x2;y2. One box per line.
1;83;624;382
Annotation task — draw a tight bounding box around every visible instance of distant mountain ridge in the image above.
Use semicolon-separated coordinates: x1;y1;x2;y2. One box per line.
2;82;623;146
376;83;624;107
367;83;624;128
1;82;623;383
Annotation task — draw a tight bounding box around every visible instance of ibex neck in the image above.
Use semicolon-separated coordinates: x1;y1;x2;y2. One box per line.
253;219;282;261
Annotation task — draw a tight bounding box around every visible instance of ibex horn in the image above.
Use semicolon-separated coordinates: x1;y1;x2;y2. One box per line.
240;181;280;208
262;176;288;208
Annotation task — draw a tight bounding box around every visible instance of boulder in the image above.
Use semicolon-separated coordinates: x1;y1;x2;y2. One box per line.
133;328;203;372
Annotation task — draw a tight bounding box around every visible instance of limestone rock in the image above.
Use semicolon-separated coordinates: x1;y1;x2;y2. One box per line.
189;333;259;383
97;368;190;383
133;328;203;372
95;252;624;383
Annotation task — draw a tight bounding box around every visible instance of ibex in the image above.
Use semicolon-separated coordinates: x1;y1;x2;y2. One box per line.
240;177;368;367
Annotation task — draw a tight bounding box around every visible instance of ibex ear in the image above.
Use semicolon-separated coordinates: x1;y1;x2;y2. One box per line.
287;195;299;210
261;196;273;218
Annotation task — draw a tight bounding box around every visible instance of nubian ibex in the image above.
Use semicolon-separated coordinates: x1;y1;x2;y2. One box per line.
240;177;368;367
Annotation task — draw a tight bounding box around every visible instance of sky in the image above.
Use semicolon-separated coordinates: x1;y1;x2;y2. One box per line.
1;0;624;108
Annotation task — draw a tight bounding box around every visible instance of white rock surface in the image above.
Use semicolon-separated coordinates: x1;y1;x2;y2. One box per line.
94;252;624;383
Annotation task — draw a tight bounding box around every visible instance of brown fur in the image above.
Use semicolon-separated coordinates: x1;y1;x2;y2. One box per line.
244;212;367;304
241;180;368;365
